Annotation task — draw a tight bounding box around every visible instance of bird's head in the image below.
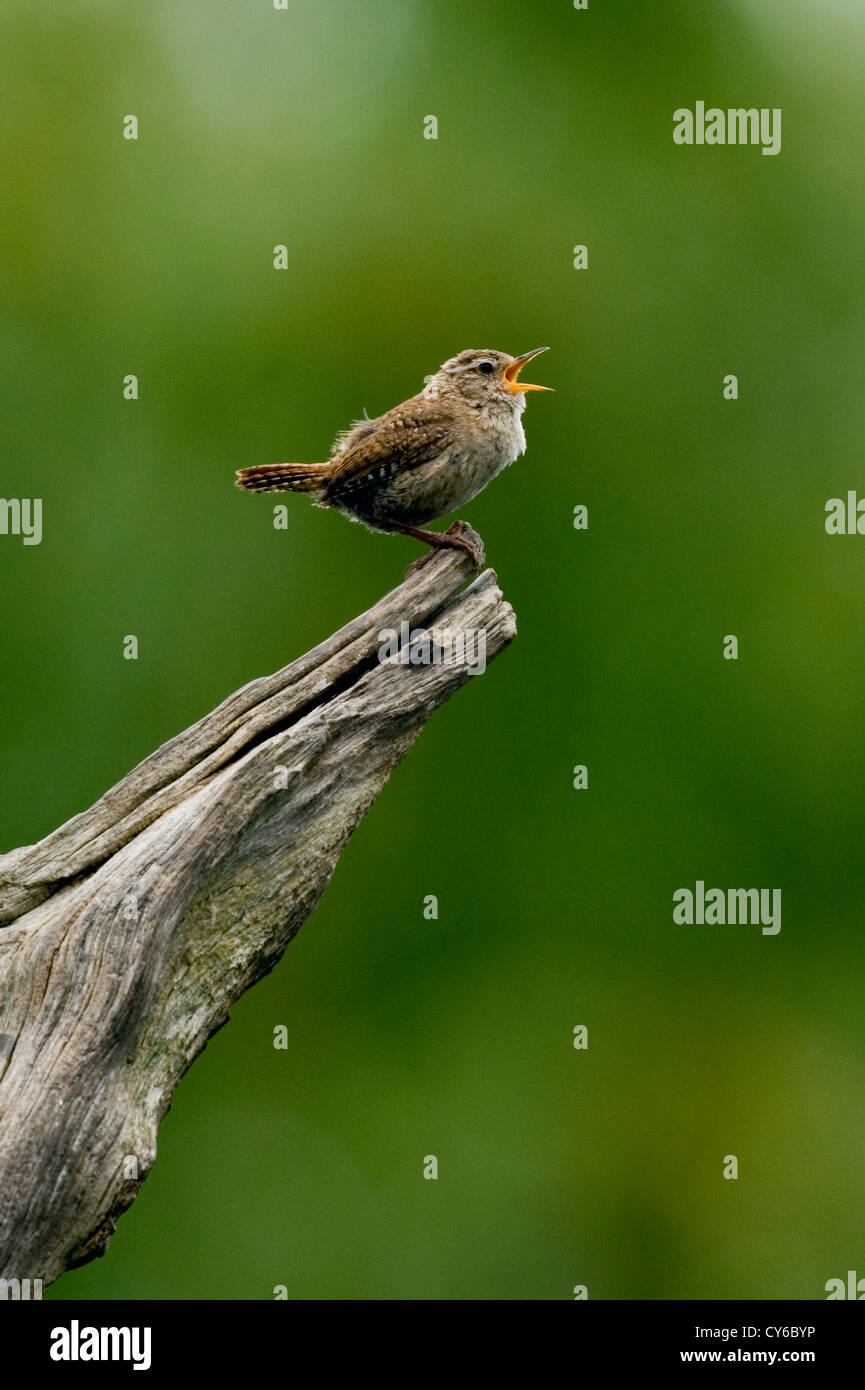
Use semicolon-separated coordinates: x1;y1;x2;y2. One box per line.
424;348;552;410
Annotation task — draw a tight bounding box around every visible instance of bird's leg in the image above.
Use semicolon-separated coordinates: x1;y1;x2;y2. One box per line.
400;521;486;576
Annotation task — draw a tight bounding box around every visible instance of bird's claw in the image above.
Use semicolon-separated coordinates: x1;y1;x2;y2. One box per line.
443;521;485;570
403;521;486;578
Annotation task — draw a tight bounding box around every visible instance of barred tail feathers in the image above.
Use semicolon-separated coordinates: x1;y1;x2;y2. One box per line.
235;463;329;494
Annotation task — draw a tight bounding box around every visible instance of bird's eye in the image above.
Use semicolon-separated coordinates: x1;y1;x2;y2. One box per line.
477;362;494;375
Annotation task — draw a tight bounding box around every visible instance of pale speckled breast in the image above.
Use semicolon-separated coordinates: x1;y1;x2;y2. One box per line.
383;416;524;524
328;400;527;530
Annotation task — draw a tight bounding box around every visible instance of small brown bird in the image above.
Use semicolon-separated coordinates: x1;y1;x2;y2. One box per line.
235;347;552;570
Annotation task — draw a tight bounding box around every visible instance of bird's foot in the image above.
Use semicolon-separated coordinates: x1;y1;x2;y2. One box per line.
403;521;486;578
443;521;486;570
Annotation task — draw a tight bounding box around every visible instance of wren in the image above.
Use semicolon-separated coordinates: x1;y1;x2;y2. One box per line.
235;347;552;570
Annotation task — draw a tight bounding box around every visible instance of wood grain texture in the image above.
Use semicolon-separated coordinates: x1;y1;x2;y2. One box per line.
0;540;515;1286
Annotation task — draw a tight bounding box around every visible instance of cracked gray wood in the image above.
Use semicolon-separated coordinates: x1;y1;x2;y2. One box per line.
0;541;516;1287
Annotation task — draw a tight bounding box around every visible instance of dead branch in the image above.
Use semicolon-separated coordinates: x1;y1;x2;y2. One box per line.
0;539;515;1286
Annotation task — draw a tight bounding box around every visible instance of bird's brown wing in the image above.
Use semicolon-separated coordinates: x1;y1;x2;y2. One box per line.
325;395;455;499
330;415;381;457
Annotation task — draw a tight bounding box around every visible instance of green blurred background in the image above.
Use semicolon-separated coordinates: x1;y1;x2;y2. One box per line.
2;0;864;1299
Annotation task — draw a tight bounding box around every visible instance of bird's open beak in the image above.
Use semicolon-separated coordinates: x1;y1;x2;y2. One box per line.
504;346;553;393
